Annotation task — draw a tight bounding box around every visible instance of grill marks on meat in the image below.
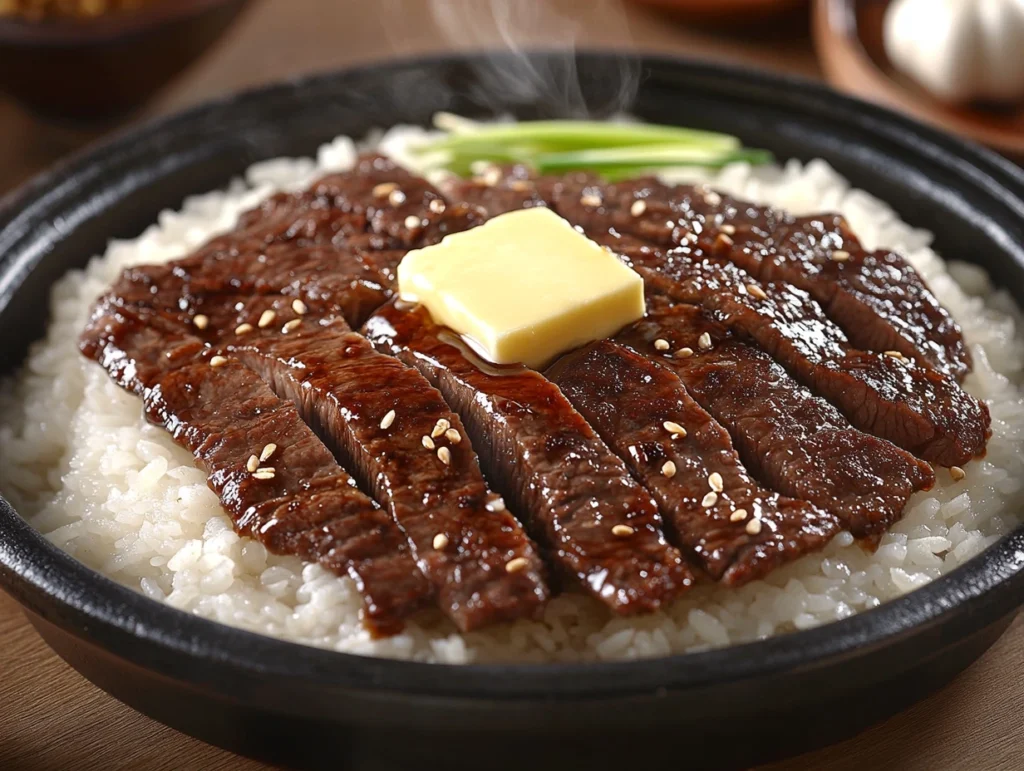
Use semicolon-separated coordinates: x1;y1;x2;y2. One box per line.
223;317;548;632
365;302;694;614
616;302;936;537
547;340;840;583
79;301;432;636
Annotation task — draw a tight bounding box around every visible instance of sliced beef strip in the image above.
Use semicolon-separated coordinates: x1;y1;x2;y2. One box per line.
221;315;549;632
79;300;432;636
547;340;840;584
616;300;937;537
365;301;694;612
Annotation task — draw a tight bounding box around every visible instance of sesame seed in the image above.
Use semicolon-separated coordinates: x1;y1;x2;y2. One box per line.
612;524;635;537
210;355;228;368
950;466;966;481
702;491;718;508
581;193;602;207
246;454;259;473
388;189;407;206
373;182;398;198
235;323;254;335
260;443;277;462
253;469;276;481
721;224;736;235
380;409;396;430
404;215;421;230
661;460;677;478
831;250;850;262
505;557;529;574
698;332;713;350
258;309;276;329
704;191;722;206
445;428;462;445
429;198;446;213
422;435;435;450
746;518;762;535
508;180;531;192
730;509;748;522
708;472;724;493
480;167;503;187
654;338;670;351
291;299;308;315
747;283;768;301
282;319;302;334
716;233;734;247
437;447;452;465
433;533;449;550
884;350;906;360
663;421;686;436
431;418;450;438
193;314;209;330
486;497;506;512
630;200;647;217
675;347;694;359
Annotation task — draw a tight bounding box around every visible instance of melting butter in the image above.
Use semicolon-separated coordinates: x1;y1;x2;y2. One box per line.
397;208;644;369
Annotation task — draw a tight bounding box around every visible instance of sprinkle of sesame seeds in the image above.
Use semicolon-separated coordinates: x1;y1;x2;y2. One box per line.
661;460;677;478
746;518;762;535
433;533;449;550
505;557;529;574
210;355;228;368
431;418;450;438
486;497;506;512
730;509;748;522
747;283;768;300
235;323;254;335
429;198;446;213
260;443;277;462
404;215;421;230
721;224;736;235
704;191;722;205
380;409;396;430
950;466;966;481
654;338;670;351
687;231;699;244
437;446;452;465
246;455;259;473
282;319;302;334
831;250;850;262
630;199;647;216
422;435;435;450
193;314;209;330
373;182;398;198
716;233;734;247
253;469;277;481
612;524;635;537
698;332;713;350
708;472;724;493
291;299;307;315
675;347;694;359
445;428;462;444
388;189;407;206
884;350;906;360
702;491;718;508
580;193;602;207
258;310;276;329
663;421;686;436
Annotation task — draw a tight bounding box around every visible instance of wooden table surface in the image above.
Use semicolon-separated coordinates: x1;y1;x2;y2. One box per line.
0;1;1020;769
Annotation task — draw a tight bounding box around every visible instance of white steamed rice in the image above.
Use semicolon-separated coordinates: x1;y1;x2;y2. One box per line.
2;124;1023;664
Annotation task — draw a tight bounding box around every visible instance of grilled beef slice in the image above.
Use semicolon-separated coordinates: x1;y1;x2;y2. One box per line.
616;301;937;537
80;300;432;635
364;301;694;613
547;340;840;583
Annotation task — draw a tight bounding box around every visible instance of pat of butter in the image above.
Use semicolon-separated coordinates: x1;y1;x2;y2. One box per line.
397;207;645;369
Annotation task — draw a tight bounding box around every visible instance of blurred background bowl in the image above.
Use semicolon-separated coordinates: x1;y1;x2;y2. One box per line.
0;0;252;122
627;0;808;22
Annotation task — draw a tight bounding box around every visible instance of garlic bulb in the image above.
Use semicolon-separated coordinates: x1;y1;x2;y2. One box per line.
884;0;1024;103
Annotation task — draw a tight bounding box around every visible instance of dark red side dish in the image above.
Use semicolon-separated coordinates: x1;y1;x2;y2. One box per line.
79;153;989;635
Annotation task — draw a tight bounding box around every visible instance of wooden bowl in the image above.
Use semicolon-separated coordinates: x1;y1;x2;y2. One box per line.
0;0;252;122
813;0;1024;159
